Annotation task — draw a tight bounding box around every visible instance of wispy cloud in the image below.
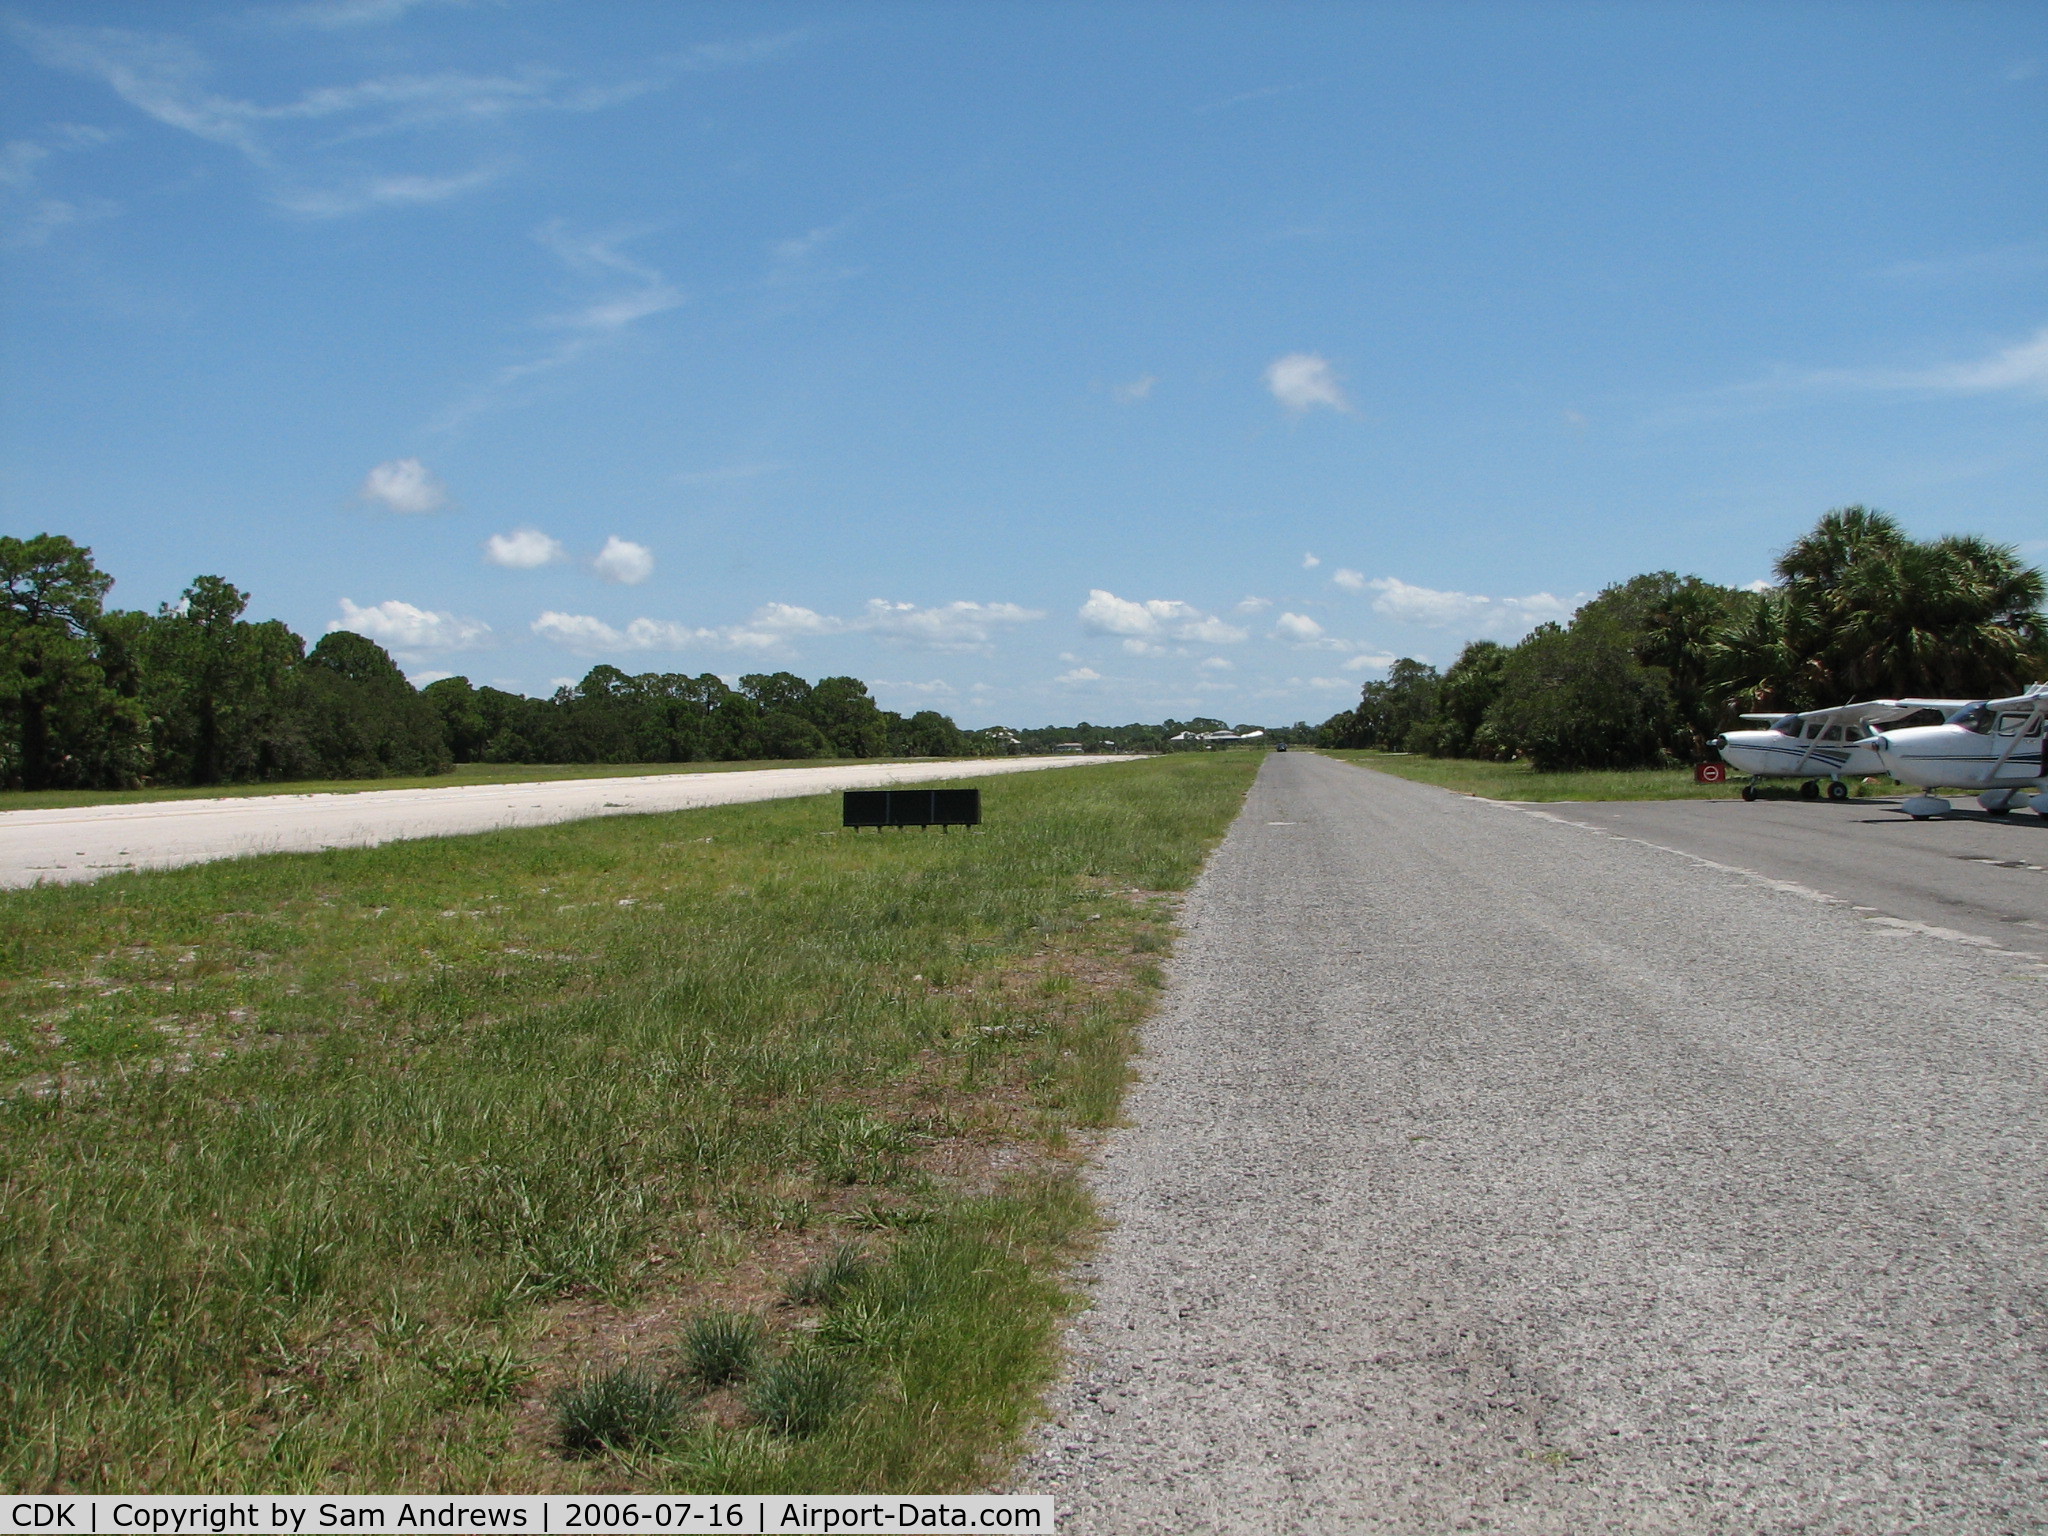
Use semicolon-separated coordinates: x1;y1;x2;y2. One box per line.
0;123;119;246
1873;239;2048;287
433;224;683;428
332;597;489;650
1794;326;2048;397
263;0;478;29
1264;352;1350;414
10;17;800;219
1331;567;1365;591
1192;81;1308;114
1113;374;1156;404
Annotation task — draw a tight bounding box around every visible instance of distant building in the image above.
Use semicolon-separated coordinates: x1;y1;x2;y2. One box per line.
1054;741;1085;753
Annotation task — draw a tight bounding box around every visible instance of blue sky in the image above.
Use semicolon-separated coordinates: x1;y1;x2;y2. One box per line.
3;1;2043;727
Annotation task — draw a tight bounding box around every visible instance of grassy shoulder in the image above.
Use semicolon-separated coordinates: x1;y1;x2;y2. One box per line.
0;758;993;814
1313;748;1919;802
0;753;1256;1494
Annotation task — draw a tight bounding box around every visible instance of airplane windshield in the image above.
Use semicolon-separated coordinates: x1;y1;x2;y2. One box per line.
1947;703;1991;732
1770;715;1801;734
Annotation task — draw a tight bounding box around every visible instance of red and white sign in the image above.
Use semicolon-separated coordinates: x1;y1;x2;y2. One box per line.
1694;761;1730;783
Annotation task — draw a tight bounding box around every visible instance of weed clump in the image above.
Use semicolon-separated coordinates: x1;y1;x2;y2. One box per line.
745;1348;861;1438
554;1364;683;1456
683;1311;765;1389
783;1243;868;1307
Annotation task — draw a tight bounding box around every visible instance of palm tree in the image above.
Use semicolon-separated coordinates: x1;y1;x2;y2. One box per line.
1715;507;2047;707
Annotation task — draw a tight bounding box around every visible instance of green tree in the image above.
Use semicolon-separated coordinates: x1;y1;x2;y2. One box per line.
140;576;310;784
805;676;891;758
1715;507;2047;707
1408;640;1510;758
300;631;451;777
1484;621;1673;771
1576;572;1747;756
0;534;145;789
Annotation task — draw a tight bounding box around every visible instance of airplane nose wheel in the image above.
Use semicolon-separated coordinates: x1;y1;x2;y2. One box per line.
1799;779;1820;801
1740;783;1757;802
1826;780;1849;802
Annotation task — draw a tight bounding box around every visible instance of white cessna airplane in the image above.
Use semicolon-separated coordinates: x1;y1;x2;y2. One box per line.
1869;682;2048;819
1711;699;1962;802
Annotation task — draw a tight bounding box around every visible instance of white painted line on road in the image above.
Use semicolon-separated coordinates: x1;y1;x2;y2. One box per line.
1496;801;2047;966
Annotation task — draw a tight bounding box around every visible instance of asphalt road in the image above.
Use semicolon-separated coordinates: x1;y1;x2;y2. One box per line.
1025;751;2046;1533
0;756;1126;888
1539;795;2048;953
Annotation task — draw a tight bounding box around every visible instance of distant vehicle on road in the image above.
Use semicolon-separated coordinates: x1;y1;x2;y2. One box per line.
1711;699;1962;802
1871;683;2048;819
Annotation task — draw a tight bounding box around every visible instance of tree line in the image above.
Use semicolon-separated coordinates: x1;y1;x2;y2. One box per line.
1315;508;2047;770
0;534;995;791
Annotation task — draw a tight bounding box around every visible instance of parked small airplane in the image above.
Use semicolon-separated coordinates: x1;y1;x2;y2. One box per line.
1869;683;2048;819
1711;700;1962;802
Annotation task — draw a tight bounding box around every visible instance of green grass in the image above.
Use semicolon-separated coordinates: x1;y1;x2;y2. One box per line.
0;753;1255;1493
0;757;985;813
1317;748;1868;802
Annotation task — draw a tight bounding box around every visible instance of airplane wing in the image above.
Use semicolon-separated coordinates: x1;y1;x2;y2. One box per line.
1794;699;1966;726
1979;682;2048;713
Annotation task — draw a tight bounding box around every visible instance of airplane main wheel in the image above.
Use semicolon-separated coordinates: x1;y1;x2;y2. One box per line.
1799;780;1820;801
1741;784;1757;802
1827;780;1849;802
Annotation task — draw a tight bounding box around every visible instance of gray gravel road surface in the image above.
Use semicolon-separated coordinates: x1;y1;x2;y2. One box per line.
0;756;1125;887
1025;751;2046;1534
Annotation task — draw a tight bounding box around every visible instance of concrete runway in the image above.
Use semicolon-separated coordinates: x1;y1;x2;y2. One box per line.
1025;752;2046;1533
0;756;1126;888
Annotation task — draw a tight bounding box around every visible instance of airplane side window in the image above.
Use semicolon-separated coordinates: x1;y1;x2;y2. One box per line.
1994;713;2024;736
1820;726;1844;741
1804;722;1824;739
1844;724;1867;740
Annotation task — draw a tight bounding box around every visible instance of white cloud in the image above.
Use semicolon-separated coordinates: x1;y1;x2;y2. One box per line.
593;535;654;585
1306;676;1353;689
332;597;489;651
1199;656;1233;672
1235;595;1272;614
1743;578;1775;593
1273;612;1328;644
1342;651;1398;671
1360;576;1574;637
483;527;565;569
531;595;1041;658
405;668;455;686
530;611;710;653
1122;638;1168;656
1055;667;1102;684
859;599;1043;653
1113;374;1156;404
359;457;447;513
1301;553;1321;569
1331;567;1366;591
1079;589;1248;644
1264;353;1349;414
877;678;956;697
